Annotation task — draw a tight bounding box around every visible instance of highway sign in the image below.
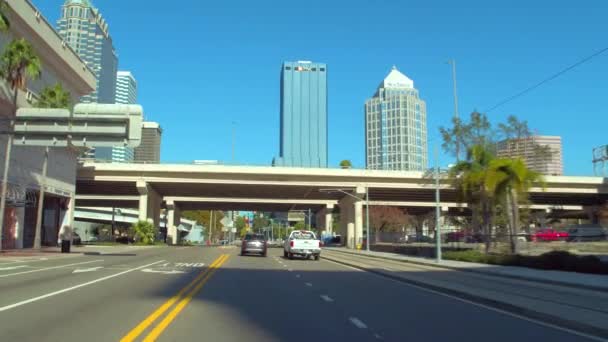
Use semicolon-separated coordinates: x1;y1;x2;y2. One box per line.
14;104;143;148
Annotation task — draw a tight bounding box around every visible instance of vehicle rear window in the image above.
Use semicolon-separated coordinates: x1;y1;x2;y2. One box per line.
244;234;265;241
292;231;315;240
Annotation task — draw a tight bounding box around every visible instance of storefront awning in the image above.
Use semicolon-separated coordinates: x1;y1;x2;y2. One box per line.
1;183;37;207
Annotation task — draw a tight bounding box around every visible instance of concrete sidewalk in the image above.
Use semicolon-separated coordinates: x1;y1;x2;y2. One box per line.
325;247;608;292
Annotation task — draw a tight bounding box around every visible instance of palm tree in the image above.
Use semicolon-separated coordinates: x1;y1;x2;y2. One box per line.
36;83;71;109
0;38;41;250
486;158;544;254
449;145;496;253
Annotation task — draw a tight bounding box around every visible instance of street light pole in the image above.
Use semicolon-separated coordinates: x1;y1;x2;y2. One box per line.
448;59;459;120
434;145;442;262
308;208;311;230
366;186;370;252
231;121;236;163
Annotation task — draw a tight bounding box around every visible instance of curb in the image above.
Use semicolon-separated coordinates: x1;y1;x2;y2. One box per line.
325;248;608;293
322;252;608;340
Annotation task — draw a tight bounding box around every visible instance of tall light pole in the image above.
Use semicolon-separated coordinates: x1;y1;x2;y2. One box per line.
365;187;370;252
448;59;459;119
434;145;442;262
231;121;236;163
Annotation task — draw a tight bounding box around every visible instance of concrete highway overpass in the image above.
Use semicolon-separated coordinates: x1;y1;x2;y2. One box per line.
76;162;608;247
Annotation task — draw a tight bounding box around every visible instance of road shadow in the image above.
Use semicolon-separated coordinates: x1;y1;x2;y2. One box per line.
135;252;605;342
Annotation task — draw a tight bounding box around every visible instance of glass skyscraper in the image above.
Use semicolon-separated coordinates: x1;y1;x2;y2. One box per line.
57;0;121;162
275;61;328;168
57;0;117;104
365;66;427;171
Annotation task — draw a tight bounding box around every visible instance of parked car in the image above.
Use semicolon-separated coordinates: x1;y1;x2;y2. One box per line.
405;234;434;243
116;236;134;244
531;228;569;242
284;230;321;260
566;225;608;242
241;234;267;257
445;231;465;242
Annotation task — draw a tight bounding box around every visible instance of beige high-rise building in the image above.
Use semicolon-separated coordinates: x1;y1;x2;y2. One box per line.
496;135;563;176
134;122;162;163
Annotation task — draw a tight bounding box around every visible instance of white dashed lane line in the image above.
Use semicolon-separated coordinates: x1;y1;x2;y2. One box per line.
349;317;368;329
320;295;334;302
295;274;301;278
305;282;312;287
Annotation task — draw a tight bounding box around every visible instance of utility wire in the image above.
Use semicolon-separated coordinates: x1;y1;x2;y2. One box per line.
485;46;608;113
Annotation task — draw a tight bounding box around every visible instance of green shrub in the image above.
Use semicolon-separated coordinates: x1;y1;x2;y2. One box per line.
443;250;608;274
132;220;156;245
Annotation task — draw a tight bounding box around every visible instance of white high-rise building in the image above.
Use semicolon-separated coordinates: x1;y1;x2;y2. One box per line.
98;71;139;162
116;71;137;104
365;66;428;171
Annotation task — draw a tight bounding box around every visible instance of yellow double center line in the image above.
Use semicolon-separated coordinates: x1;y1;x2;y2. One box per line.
121;254;230;342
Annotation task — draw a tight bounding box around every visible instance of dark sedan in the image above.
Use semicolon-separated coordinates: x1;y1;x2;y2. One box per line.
240;234;267;257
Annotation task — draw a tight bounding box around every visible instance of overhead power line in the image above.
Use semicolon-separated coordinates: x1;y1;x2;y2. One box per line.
485;46;608;113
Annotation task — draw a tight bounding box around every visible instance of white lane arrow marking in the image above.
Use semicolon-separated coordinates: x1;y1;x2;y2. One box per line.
0;265;28;271
141;268;185;275
73;267;104;273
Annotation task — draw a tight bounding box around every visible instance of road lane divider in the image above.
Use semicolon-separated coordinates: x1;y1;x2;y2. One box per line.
120;254;228;342
0;259;103;278
141;254;230;342
0;260;165;312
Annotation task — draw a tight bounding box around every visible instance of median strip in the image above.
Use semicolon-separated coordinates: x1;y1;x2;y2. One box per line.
120;254;229;342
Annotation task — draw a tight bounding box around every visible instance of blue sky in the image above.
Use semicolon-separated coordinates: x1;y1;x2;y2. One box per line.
33;0;608;175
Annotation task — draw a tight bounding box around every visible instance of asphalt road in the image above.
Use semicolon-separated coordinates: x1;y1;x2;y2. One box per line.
0;246;602;342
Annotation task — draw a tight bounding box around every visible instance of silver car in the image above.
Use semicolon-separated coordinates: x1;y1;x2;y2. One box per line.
241;234;267;257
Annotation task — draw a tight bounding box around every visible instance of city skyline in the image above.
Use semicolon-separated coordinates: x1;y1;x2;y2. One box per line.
32;0;608;175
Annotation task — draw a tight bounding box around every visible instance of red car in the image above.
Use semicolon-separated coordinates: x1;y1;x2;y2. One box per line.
531;228;569;242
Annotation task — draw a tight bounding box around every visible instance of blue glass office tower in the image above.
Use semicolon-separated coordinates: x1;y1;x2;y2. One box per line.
275;61;328;168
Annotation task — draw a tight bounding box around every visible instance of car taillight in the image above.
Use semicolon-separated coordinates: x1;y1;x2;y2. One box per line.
290;241;294;247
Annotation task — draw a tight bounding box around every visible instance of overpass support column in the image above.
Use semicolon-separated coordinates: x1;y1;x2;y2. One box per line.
166;200;181;245
354;186;366;249
339;196;354;248
136;181;161;229
325;204;334;235
315;204;334;236
338;186;365;249
583;205;601;225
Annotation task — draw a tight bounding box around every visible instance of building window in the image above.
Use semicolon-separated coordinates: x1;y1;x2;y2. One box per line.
285;67;291;70
320;68;325;72
312;67;317;71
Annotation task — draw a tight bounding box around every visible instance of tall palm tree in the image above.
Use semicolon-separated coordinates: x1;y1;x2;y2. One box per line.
36;83;71;109
0;38;41;250
486;158;544;254
449;145;496;253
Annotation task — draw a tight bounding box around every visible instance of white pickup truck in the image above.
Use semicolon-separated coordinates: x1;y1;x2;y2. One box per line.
284;230;321;260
